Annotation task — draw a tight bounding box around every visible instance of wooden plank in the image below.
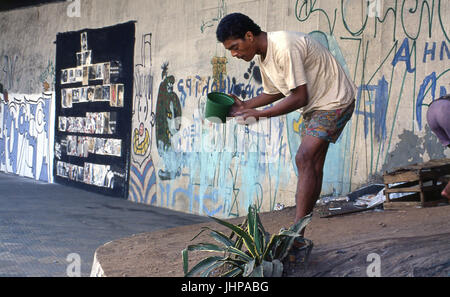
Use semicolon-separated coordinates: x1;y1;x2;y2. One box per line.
384;185;439;193
383;201;422;209
383;171;420;184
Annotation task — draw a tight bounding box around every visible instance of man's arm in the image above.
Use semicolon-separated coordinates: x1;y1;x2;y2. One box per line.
234;84;308;120
229;92;284;116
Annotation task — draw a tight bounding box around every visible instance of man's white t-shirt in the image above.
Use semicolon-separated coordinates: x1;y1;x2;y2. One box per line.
256;31;356;114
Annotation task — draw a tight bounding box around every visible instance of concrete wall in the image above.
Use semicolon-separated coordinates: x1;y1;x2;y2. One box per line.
0;0;448;218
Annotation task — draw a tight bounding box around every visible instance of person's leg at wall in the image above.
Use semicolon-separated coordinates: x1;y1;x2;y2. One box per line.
426;96;450;200
294;135;330;233
442;181;450;200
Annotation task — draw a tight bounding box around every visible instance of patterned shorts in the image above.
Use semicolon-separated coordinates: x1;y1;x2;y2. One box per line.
301;101;355;143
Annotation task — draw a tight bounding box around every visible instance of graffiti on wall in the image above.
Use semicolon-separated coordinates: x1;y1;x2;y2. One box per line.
0;92;53;182
129;0;448;218
129;33;157;205
295;0;449;185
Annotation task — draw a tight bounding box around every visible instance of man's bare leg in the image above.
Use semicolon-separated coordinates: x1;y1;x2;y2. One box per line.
294;135;330;235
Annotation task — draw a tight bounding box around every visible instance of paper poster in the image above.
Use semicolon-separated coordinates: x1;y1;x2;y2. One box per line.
81;32;88;51
117;84;124;107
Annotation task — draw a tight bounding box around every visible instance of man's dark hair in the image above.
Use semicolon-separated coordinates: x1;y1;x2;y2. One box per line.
216;13;262;42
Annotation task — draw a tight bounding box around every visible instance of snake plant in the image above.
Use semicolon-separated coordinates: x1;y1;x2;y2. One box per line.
182;205;313;277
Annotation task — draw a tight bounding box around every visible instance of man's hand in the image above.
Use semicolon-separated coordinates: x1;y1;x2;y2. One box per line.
228;94;246;117
233;108;263;125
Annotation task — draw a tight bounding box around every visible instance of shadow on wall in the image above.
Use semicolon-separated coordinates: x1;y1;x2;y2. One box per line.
381;126;447;174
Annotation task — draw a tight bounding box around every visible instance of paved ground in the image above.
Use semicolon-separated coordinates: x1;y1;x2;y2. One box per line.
0;172;210;277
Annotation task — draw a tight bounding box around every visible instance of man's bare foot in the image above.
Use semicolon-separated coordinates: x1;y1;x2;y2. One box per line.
442;182;450;200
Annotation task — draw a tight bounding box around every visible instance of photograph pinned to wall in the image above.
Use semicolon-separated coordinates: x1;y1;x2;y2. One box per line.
94;85;103;101
105;166;115;189
82;66;89;85
87;86;95;101
75;117;85;133
102;112;110;134
69;164;78;181
61;69;68;84
95;112;105;134
88;66;96;81
103;62;110;84
61;89;67;108
113;139;122;157
85;112;96;134
81;32;88;51
117;84;124;107
77;136;88;158
102;85;110;102
75;67;83;83
84;162;92;184
56;161;65;178
95;64;104;80
87;137;96;154
84;50;92;65
80;87;88;103
66;117;74;133
58;116;67;132
62;89;73;109
110;83;117;107
94;137;105;155
104;139;121;157
92;164;107;187
104;138;113;156
76;53;83;67
67;135;77;156
77;166;85;182
72;88;80;104
68;68;76;83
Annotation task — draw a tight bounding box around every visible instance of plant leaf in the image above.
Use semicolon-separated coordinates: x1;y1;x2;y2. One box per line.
186;243;225;253
185;256;223;277
221;266;243;277
203;228;235;248
200;260;227;277
243;259;255;277
248;264;263;277
209;216;258;258
227;246;253;262
182;248;189;275
289;213;312;234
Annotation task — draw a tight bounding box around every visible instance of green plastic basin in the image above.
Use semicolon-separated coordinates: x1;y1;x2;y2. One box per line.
205;92;235;123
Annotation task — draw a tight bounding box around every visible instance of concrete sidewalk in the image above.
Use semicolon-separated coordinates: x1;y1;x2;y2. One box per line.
0;172;210;277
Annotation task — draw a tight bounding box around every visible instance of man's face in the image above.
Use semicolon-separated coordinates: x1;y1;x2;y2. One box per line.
223;32;256;62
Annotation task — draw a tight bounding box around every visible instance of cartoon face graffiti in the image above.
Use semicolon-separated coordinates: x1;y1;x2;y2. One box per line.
132;66;154;165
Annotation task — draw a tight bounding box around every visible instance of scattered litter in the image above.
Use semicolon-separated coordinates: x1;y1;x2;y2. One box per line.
316;196;349;206
274;203;285;211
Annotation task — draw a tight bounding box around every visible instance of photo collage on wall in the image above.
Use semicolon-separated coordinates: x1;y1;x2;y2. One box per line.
54;22;134;198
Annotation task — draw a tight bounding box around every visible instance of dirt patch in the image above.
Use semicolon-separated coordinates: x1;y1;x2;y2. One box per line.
95;204;450;277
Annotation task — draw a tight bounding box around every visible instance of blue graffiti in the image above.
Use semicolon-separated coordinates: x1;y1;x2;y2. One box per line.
355;76;389;142
423;41;450;63
392;38;415;73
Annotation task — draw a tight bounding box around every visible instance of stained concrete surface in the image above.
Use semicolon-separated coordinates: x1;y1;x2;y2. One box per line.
0;172;210;277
